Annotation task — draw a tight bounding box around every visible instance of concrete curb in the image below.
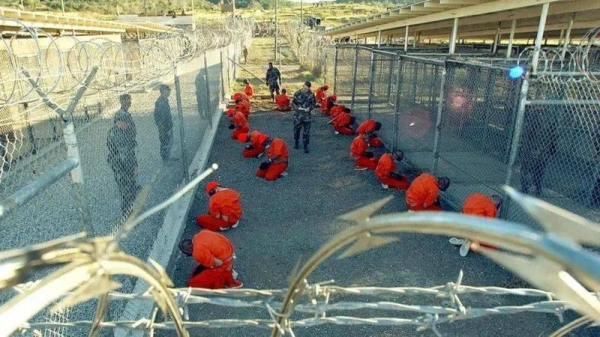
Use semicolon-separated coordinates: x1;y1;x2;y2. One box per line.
115;104;224;337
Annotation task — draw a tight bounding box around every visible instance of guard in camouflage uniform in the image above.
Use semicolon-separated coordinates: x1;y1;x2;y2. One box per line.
107;94;139;217
266;62;281;102
292;81;316;154
154;85;174;162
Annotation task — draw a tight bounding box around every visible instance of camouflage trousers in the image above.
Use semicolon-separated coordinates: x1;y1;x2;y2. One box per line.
158;129;173;161
112;169;139;217
293;119;311;146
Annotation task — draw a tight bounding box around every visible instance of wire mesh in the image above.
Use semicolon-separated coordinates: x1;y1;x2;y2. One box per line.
0;17;252;337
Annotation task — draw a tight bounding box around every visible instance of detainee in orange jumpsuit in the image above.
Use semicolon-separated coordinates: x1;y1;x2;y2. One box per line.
179;230;243;289
237;131;269;158
315;84;329;106
350;134;379;170
235;98;251;119
375;151;409;190
321;94;337;115
274;89;292;111
227;109;250;140
356;119;384;148
232;92;249;103
329;108;356;135
256;137;289;181
329;104;346;118
243;79;254;99
405;173;450;211
449;193;502;256
195;181;243;231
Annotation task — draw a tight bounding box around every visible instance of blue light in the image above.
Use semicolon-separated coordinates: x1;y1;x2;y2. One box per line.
509;66;525;79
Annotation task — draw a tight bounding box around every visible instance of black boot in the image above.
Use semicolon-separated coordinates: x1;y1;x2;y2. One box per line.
304;144;309;154
294;140;299;149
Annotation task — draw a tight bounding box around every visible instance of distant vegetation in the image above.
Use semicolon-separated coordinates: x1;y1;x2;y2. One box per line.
5;0;413;16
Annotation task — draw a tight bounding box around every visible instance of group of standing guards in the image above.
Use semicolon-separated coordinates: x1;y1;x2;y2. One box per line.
106;60;510;290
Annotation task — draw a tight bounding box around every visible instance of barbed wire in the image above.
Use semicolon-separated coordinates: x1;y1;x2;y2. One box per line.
0;17;253;111
517;25;600;82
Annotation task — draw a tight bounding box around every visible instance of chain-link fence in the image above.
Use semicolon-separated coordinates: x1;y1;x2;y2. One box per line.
324;36;600;226
0;17;252;335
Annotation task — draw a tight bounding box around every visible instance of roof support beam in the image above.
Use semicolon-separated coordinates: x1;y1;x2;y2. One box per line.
449;17;458;54
404;25;410;52
561;13;575;59
507;19;517;59
531;3;550;74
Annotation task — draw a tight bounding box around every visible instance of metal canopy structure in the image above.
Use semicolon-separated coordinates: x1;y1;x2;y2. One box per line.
325;0;600;42
0;7;177;35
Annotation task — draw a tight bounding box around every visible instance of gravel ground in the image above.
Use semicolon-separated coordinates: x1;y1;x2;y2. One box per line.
166;109;593;337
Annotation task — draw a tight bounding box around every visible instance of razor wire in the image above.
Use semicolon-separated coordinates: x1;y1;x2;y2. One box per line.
516;26;600;83
281;20;333;75
3;187;600;337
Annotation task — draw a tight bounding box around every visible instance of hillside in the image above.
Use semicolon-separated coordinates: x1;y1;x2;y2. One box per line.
1;0;408;27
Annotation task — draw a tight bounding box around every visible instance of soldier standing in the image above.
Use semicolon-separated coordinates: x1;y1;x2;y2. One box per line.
107;94;139;217
154;85;174;162
266;62;281;102
292;81;316;154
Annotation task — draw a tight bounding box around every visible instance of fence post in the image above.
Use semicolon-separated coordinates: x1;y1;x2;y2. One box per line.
203;51;213;128
220;48;226;102
412;61;418;105
333;46;339;94
350;45;360;112
367;50;377;118
386;56;394;103
501;73;530;219
431;63;448;174
173;63;190;181
392;56;402;152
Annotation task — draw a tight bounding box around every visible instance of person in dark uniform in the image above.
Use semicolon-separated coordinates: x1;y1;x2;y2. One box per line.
291;81;316;154
107;95;139;217
266;62;281;102
153;85;174;162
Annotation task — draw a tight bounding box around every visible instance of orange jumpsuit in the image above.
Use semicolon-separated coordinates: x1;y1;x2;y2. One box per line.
274;93;291;111
406;173;442;211
356;119;384;148
330;105;345;118
321;96;336;114
196;188;243;231
350;135;378;170
256;138;289;181
232;92;249;102
229;111;249;140
243;131;268;158
236;100;251;119
462;193;498;250
315;87;327;105
331;112;355;135
244;84;254;99
375;153;409;190
188;230;238;289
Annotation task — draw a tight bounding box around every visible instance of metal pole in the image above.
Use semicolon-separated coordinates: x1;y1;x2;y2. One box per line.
413;33;417;48
492;24;501;54
561;13;574;60
143;0;147;16
274;0;278;61
350;45;359;112
301;0;304;24
60;0;65;14
507;19;517;59
531;3;550;75
220;48;226;101
173;64;190;181
392;56;402;152
502;73;530;218
431;65;447;174
333;46;339;94
203;52;213;128
404;26;409;52
449;18;459;55
367;51;377;118
377;30;381;48
386;56;394;103
0;158;78;219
